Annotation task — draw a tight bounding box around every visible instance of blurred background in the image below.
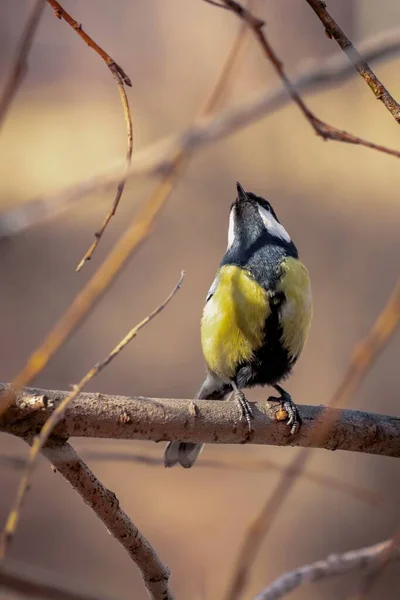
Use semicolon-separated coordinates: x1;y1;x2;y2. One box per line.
1;1;400;598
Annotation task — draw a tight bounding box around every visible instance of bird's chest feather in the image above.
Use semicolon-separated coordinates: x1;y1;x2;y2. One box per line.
201;265;269;380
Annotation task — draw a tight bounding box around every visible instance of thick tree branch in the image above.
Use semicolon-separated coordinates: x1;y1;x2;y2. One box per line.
305;0;400;123
1;386;400;458
1;28;400;239
253;540;400;600
39;441;174;600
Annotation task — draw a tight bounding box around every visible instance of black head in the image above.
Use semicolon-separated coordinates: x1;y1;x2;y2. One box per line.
235;182;280;222
227;182;294;251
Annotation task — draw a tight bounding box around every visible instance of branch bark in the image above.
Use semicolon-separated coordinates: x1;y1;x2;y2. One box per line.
38;441;174;600
305;0;400;122
1;386;400;458
253;540;400;600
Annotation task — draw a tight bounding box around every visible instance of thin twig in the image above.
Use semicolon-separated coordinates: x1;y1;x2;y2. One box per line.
0;449;384;508
0;16;249;420
0;272;184;560
76;77;133;271
305;0;400;123
2;28;400;238
40;441;174;600
45;0;131;85
71;450;385;508
351;527;400;599
203;0;232;11
0;559;121;600
253;540;399;600
0;0;46;129
45;0;134;270
223;279;400;600
218;0;400;149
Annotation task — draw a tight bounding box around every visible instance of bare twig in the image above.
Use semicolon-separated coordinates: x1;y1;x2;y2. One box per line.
0;449;384;508
45;0;134;269
76;77;133;271
0;272;184;560
74;450;385;508
223;279;400;600
1;387;400;457
0;559;120;600
253;540;399;600
204;0;231;10
217;0;400;151
1;28;400;238
0;15;248;418
305;0;400;123
351;527;400;599
0;0;46;129
0;188;179;419
40;441;174;600
45;0;131;85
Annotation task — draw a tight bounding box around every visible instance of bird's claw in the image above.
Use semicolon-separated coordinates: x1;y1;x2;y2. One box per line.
268;389;301;435
235;390;254;432
281;397;300;435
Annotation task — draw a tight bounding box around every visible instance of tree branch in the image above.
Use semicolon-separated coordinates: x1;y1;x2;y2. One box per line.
40;441;174;600
45;0;131;85
1;386;400;458
217;0;400;157
305;0;400;123
44;0;134;269
1;28;400;238
253;540;400;600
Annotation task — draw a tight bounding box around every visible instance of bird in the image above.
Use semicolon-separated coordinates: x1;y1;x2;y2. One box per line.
164;182;312;468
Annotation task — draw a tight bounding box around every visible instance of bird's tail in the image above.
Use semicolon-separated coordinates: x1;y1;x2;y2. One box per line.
164;376;230;468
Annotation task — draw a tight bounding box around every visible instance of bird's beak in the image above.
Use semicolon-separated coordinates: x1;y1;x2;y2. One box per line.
236;181;248;202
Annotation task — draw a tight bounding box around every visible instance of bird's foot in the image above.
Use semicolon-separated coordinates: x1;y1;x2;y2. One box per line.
268;386;301;435
234;389;254;432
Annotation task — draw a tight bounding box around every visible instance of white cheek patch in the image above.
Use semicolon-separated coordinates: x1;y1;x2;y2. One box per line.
227;206;236;249
257;205;291;242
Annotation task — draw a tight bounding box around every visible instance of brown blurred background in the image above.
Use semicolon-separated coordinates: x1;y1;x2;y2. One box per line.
1;1;400;599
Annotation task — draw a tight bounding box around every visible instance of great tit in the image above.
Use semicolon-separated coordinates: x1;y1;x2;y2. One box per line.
164;182;312;468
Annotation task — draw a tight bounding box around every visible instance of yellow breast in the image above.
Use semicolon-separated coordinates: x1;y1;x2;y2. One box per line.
278;257;313;360
201;265;269;381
